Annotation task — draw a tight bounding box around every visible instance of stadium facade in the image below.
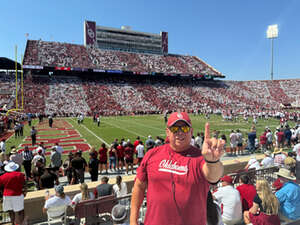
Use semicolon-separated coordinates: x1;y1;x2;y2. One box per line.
84;20;168;55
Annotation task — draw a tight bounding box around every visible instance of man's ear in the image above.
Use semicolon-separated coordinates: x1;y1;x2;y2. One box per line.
190;127;194;135
166;128;170;137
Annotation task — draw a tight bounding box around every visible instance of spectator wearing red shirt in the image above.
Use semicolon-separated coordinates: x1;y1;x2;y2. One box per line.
98;143;108;174
130;112;225;225
276;129;285;148
236;174;257;212
116;142;125;171
259;132;267;153
124;140;134;175
108;144;117;172
0;162;26;225
133;136;140;155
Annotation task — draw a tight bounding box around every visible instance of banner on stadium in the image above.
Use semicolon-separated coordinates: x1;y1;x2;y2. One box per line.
84;21;96;47
161;32;168;54
55;67;71;71
106;70;122;74
23;65;43;69
93;69;106;73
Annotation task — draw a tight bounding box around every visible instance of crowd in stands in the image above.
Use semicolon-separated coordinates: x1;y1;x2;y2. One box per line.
2;72;300;118
23;40;222;76
45;77;90;116
0;75;19;110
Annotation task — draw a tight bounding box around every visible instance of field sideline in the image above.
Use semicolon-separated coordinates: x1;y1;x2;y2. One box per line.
4;114;295;161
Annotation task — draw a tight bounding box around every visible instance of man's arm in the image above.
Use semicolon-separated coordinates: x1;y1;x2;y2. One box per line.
202;161;224;183
130;178;146;225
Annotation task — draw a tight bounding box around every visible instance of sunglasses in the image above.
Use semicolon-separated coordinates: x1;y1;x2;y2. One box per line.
168;125;191;133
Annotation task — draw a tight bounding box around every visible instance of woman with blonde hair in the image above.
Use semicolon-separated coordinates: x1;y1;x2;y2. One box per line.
71;183;95;207
244;179;280;225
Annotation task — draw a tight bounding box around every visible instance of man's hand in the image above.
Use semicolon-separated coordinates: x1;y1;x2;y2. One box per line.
202;123;225;162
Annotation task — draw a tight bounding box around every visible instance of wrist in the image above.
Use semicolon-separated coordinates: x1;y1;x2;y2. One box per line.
204;158;220;164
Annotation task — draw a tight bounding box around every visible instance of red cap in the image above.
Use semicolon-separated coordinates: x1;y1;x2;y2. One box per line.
220;175;233;184
272;178;284;191
38;149;42;154
167;112;192;127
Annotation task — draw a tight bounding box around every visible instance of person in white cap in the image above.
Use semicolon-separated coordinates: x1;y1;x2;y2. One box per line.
0;162;27;225
130;112;225;225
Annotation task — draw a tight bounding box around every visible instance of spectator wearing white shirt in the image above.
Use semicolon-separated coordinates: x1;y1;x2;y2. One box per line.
260;151;274;168
135;141;144;166
34;142;46;155
71;183;94;207
245;156;261;170
213;175;242;225
229;130;238;156
113;176;128;206
32;149;46;166
0;139;6;153
43;185;71;217
266;129;273;150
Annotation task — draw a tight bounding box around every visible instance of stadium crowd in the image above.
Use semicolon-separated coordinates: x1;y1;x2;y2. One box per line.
23;40;222;76
1;73;300;119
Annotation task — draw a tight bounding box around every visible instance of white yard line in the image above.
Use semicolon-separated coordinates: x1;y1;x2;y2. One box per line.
70;118;109;145
116;118;165;132
102;120;147;138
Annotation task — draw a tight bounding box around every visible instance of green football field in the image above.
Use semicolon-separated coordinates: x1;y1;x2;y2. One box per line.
5;114;295;158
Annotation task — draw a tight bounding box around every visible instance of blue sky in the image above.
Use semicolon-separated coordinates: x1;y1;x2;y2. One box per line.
1;0;299;81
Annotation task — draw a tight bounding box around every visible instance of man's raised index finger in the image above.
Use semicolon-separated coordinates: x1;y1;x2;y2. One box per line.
205;122;210;140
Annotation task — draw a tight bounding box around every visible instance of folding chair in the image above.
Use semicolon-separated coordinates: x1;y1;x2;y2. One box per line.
47;204;68;225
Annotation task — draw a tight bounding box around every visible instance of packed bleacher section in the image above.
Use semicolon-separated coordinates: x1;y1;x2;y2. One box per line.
1;73;300;116
45;76;90;116
0;74;19;109
23;76;50;114
23;40;222;76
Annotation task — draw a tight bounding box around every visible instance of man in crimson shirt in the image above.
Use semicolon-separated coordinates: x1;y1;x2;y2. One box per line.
130;112;225;225
0;162;26;225
124;140;134;175
277;128;285;148
259;132;267;153
236;174;257;211
133;136;140;155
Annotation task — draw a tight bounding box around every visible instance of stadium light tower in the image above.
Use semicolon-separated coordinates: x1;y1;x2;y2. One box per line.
266;24;278;80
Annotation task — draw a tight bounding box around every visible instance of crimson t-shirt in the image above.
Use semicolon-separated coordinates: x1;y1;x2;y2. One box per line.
277;132;284;142
98;147;108;162
236;183;257;211
136;144;209;225
134;140;140;153
117;145;124;158
124;146;134;160
0;171;25;196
